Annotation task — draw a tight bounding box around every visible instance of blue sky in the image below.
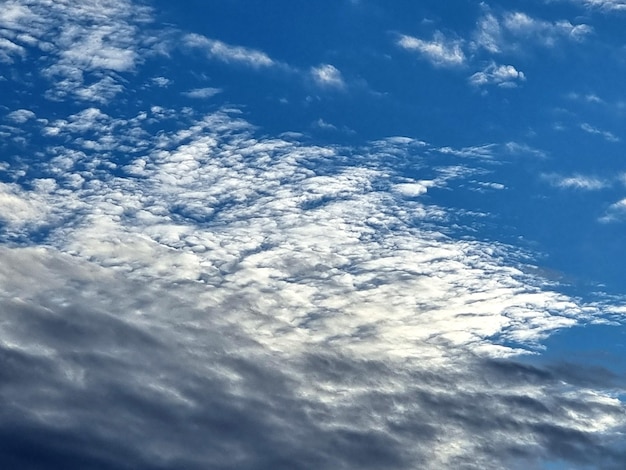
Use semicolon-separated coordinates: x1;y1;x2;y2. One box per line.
1;1;626;469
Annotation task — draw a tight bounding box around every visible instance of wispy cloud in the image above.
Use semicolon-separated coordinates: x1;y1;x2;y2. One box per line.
571;0;626;10
472;9;592;53
581;122;620;141
503;12;593;45
183;36;348;91
184;34;276;68
600;198;626;222
310;64;345;88
397;31;466;67
542;173;610;190
182;87;222;99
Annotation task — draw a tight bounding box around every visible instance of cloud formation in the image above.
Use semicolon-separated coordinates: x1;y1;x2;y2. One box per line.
470;63;526;88
542;173;609;190
311;64;345;88
580;122;620;142
397;31;466;67
184;34;276;68
1;1;626;469
1;100;625;468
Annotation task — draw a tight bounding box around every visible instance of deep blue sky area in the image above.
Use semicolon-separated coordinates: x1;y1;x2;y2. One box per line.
1;1;626;469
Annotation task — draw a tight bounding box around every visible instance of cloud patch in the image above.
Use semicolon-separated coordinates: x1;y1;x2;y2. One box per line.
182;87;222;99
311;64;345;88
397;31;466;67
580;123;620;142
542;173;609;190
470;63;526;88
184;34;276;68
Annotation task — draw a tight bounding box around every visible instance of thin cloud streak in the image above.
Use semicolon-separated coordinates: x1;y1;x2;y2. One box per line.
397;31;466;67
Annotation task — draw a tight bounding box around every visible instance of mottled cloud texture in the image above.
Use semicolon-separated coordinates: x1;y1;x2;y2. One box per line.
0;1;625;469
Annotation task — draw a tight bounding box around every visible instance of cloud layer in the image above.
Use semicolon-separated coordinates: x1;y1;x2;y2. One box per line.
1;1;626;469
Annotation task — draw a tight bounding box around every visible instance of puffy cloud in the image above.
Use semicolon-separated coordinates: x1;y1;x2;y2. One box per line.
311;64;345;88
6;109;36;123
542;173;610;190
470;63;526;88
574;0;626;10
0;0;152;104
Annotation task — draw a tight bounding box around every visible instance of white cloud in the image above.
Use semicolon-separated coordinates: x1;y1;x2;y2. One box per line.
472;9;592;53
184;33;276;68
0;0;152;104
2;3;626;468
151;76;171;87
581;122;619;141
473;12;503;53
600;198;626;222
470;63;526;88
503;12;592;46
437;143;497;159
504;142;549;158
313;118;338;130
182;87;222;99
542;173;609;190
1;101;626;469
574;0;626;10
0;37;26;63
6;109;36;123
392;181;435;197
397;31;466;67
311;64;345;88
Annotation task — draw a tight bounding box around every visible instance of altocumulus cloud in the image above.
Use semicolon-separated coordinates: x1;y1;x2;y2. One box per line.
0;1;626;470
1;106;626;469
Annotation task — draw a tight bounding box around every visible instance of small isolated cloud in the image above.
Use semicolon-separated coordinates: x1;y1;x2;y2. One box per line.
568;92;604;104
437;143;497;159
313;118;337;130
600;198;626;222
542;173;609;190
184;34;276;68
397;31;465;67
311;64;345;88
151;76;171;87
581;123;619;142
6;109;36;124
474;181;506;192
393;181;435;197
504;142;548;158
182;87;222;99
470;63;526;88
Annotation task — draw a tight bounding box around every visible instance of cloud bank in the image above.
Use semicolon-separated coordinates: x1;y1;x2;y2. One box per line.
1;1;626;469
